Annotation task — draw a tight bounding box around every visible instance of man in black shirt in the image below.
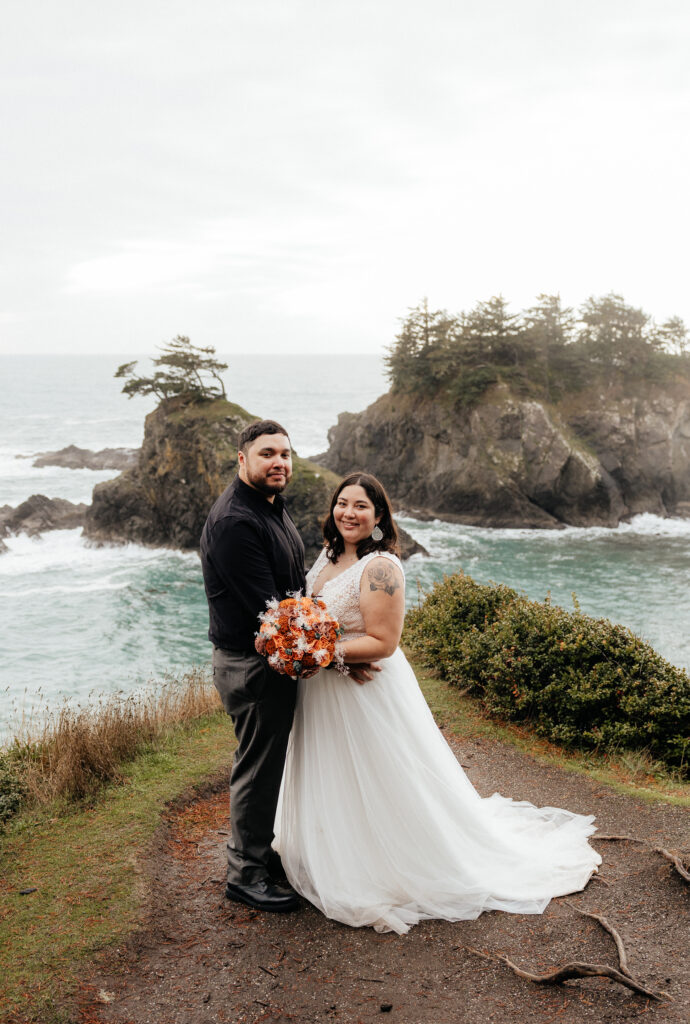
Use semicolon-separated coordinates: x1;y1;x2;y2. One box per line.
200;419;305;912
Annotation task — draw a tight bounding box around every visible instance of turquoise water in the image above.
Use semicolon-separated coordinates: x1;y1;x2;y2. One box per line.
400;514;690;672
1;355;689;731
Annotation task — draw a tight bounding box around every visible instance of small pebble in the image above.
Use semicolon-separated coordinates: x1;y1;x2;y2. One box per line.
380;1004;393;1013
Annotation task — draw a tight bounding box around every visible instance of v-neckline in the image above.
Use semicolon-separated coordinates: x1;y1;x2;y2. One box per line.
311;551;362;596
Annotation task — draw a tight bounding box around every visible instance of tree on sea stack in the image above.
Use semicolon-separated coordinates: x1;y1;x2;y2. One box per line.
115;336;228;403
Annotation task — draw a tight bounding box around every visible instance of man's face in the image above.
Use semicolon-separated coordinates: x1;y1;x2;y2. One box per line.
238;433;292;499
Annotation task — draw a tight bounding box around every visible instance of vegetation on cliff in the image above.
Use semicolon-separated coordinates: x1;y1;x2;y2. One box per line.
321;294;690;526
404;573;690;776
89;347;424;558
386;294;690;407
116;335;228;403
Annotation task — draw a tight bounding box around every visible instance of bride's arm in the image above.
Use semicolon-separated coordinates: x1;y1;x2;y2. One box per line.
339;557;405;665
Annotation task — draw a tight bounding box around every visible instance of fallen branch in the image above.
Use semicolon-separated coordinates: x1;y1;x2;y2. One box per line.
655;847;690;884
594;835;689;885
466;948;665;1001
564;904;631;977
465;900;672;1003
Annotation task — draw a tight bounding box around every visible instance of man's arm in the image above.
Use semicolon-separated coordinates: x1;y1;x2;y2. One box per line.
208;516;281;624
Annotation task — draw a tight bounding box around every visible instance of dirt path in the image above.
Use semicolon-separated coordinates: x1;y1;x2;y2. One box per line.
79;730;689;1024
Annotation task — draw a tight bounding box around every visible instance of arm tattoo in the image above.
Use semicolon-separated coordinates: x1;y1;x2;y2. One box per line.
367;562;400;597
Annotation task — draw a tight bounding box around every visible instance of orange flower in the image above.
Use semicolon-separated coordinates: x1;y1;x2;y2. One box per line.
255;595;343;679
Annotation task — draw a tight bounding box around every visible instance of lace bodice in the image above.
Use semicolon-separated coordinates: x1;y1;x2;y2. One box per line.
306;548;404;639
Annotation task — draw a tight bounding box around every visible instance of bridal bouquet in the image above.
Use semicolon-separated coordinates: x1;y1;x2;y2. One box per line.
255;595;346;679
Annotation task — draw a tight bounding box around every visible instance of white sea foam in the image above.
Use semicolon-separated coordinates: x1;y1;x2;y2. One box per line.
0;450;120;505
0;529;199;577
399;512;690;558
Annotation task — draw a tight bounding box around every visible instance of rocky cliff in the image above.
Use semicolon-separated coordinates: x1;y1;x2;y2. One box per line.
317;382;690;528
84;397;424;561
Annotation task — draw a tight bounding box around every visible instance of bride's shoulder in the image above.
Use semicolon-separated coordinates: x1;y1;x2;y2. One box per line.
309;546;329;570
358;551;404;594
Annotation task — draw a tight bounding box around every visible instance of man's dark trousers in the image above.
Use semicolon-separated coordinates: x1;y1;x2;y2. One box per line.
213;646;297;884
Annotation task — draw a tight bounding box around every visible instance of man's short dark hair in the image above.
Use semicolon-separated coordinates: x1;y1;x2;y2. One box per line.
238;419;291;453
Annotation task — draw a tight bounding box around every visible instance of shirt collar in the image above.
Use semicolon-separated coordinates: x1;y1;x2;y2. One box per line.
234;474;285;513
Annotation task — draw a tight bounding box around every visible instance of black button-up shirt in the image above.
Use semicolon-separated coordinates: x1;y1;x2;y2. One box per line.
200;476;306;652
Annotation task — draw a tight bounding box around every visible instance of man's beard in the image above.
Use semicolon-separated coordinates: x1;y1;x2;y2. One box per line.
246;469;290;496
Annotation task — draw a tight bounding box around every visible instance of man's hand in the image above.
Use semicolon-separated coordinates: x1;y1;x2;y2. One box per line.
348;662;382;685
299;664;322;680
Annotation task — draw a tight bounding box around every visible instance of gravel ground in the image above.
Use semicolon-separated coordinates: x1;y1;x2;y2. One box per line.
78;730;689;1024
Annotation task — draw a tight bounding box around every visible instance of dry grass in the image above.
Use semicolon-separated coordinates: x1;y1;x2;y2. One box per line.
2;668;222;810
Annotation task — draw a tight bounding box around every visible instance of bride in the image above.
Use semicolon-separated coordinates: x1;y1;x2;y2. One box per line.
274;472;601;934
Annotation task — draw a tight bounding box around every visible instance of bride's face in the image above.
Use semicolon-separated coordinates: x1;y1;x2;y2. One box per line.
333;485;381;548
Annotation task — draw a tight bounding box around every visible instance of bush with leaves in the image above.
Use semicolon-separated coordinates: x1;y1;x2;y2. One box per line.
404;573;690;775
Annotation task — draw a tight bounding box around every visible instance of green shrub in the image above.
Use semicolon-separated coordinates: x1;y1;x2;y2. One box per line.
0;750;26;825
404;573;690;776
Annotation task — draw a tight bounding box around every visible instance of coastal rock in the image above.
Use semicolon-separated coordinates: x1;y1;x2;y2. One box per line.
0;494;88;538
83;398;425;562
317;383;690;528
31;445;139;471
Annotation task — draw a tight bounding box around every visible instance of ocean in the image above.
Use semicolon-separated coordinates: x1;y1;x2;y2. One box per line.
1;354;689;733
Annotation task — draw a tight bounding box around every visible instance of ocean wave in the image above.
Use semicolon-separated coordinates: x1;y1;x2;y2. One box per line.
399;512;690;551
0;529;200;577
0;451;120;506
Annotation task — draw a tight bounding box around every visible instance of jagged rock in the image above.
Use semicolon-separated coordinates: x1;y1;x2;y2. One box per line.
84;398;425;562
32;445;139;471
0;495;88;537
398;531;427;559
317;382;690;528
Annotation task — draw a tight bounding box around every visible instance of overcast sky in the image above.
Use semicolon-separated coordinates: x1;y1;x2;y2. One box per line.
2;0;689;356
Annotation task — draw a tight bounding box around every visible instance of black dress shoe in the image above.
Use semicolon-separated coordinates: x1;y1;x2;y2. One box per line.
225;878;300;912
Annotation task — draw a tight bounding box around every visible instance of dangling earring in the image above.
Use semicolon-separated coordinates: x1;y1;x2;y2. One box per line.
371;525;383;542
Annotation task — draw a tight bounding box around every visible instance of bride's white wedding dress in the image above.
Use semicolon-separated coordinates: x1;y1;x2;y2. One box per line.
274;549;601;934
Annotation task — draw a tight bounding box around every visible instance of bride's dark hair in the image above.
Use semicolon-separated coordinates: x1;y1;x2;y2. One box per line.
323;472;399;563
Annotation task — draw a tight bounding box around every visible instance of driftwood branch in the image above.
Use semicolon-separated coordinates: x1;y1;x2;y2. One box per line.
464;899;672;1002
564;904;631;976
655;847;690;884
466;948;665;1000
595;835;689;885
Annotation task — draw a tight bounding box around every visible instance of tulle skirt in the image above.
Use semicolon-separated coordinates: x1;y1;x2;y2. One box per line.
274;648;601;934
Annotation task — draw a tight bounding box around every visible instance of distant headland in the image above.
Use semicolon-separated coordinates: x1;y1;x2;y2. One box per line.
315;294;690;528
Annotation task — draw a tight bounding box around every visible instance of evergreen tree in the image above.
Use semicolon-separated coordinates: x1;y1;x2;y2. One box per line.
523;294;576;399
578;293;650;370
652;315;689;357
385;299;456;392
461;295;524;366
115;336;228;403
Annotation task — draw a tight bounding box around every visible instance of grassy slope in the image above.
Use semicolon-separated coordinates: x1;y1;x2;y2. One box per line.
1;663;687;1023
0;712;236;1024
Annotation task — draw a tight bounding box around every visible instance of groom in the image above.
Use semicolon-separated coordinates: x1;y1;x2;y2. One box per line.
200;419;305;912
